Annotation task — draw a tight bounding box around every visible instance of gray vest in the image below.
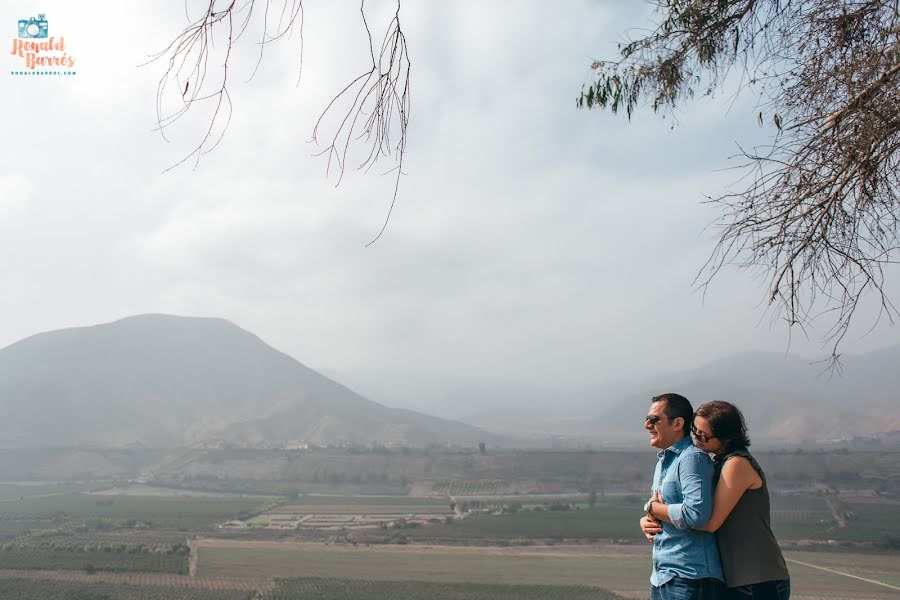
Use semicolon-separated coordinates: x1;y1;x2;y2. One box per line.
715;449;790;587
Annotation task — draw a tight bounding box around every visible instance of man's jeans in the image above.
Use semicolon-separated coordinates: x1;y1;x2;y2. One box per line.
726;579;790;600
650;577;725;600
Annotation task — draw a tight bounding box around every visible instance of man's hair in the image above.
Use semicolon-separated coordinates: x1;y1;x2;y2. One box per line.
651;393;693;437
694;400;751;453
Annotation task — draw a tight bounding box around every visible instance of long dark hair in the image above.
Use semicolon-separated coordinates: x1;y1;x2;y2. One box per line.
694;400;751;455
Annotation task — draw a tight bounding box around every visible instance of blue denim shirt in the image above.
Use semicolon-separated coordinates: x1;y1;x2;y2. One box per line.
650;435;723;587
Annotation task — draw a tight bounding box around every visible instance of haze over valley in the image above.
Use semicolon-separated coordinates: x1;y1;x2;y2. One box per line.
0;314;897;451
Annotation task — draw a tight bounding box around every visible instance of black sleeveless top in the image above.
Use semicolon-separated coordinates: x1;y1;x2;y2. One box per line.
714;448;790;587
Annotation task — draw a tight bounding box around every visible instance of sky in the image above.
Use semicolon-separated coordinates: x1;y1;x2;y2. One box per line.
1;1;897;412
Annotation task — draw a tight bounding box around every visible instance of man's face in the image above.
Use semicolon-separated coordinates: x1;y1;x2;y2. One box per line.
645;400;683;449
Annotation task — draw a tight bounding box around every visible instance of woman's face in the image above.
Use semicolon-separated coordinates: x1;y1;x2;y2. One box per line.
692;415;725;454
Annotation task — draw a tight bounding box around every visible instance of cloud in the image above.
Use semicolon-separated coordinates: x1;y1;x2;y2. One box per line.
0;176;33;217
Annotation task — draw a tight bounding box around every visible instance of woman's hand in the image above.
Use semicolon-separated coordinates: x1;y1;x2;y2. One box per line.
647;489;674;525
640;514;662;541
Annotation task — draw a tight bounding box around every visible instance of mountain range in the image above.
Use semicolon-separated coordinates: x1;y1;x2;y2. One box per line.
432;347;900;446
0;314;897;449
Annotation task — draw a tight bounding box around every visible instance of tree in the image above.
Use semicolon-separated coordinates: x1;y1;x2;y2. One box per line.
579;1;900;366
153;0;410;245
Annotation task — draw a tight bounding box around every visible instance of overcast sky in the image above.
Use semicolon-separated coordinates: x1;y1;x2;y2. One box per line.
2;1;897;410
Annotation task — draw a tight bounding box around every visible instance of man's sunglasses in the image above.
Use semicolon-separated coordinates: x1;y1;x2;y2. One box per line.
690;424;715;442
645;415;669;426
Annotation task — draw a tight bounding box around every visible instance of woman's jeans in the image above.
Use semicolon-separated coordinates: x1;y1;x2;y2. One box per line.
727;579;791;600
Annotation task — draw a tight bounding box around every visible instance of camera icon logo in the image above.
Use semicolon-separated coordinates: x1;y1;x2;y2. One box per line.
18;14;49;38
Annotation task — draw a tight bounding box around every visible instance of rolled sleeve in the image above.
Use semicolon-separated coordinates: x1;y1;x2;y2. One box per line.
667;452;714;530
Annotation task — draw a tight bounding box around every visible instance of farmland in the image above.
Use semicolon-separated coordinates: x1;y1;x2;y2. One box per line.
1;448;898;598
257;577;626;600
0;546;188;574
0;571;263;599
0;493;268;528
193;540;900;599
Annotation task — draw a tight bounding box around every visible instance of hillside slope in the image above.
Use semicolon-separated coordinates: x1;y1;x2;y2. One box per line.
0;315;495;448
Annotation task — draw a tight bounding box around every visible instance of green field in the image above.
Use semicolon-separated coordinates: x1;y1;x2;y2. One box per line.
0;493;267;529
406;505;642;542
0;492;268;574
259;577;624;600
0;547;188;574
279;495;447;507
0;483;93;501
0;577;254;600
769;494;900;544
275;495;450;516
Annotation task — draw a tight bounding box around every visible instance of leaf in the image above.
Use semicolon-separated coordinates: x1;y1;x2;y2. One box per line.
183;81;189;98
758;112;763;127
774;114;782;131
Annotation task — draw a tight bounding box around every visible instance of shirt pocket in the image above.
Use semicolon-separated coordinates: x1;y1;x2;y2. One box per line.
661;478;682;504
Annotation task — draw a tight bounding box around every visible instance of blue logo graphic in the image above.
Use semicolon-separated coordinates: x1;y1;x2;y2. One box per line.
18;14;48;39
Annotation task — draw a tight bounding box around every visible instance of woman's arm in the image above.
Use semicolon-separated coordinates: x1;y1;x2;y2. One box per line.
648;457;758;532
698;457;758;532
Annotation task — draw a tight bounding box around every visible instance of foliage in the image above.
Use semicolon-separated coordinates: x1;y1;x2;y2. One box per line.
580;1;900;363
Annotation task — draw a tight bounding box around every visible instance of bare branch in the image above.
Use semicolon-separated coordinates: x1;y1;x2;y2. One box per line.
151;0;409;243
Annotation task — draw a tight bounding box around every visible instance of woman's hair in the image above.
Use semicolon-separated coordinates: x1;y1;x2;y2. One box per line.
694;400;751;453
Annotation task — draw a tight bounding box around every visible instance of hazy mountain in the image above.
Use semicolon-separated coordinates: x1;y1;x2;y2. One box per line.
601;347;900;445
476;347;900;446
0;315;497;448
354;347;900;448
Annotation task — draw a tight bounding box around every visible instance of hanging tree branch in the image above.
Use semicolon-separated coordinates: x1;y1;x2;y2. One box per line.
580;0;900;367
150;0;409;243
311;0;411;246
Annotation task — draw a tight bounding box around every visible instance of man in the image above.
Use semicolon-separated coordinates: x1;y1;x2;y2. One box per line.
639;393;723;600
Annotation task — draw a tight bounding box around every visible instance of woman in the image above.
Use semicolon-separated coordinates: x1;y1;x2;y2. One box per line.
646;400;791;600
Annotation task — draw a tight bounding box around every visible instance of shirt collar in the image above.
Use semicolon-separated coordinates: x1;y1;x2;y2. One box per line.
657;434;693;459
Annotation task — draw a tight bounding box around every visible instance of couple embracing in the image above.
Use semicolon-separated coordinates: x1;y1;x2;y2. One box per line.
640;393;790;600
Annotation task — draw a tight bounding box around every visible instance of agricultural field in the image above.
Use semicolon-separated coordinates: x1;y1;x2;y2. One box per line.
0;483;94;501
770;493;900;545
0;492;270;530
432;480;513;496
405;504;643;543
276;494;449;510
258;577;625;600
0;491;272;574
0;547;188;574
195;540;900;599
0;576;256;599
195;540;651;589
783;550;900;589
220;494;453;531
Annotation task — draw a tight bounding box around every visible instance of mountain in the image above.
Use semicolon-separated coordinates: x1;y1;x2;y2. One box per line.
0;314;497;448
602;347;900;445
487;347;900;447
